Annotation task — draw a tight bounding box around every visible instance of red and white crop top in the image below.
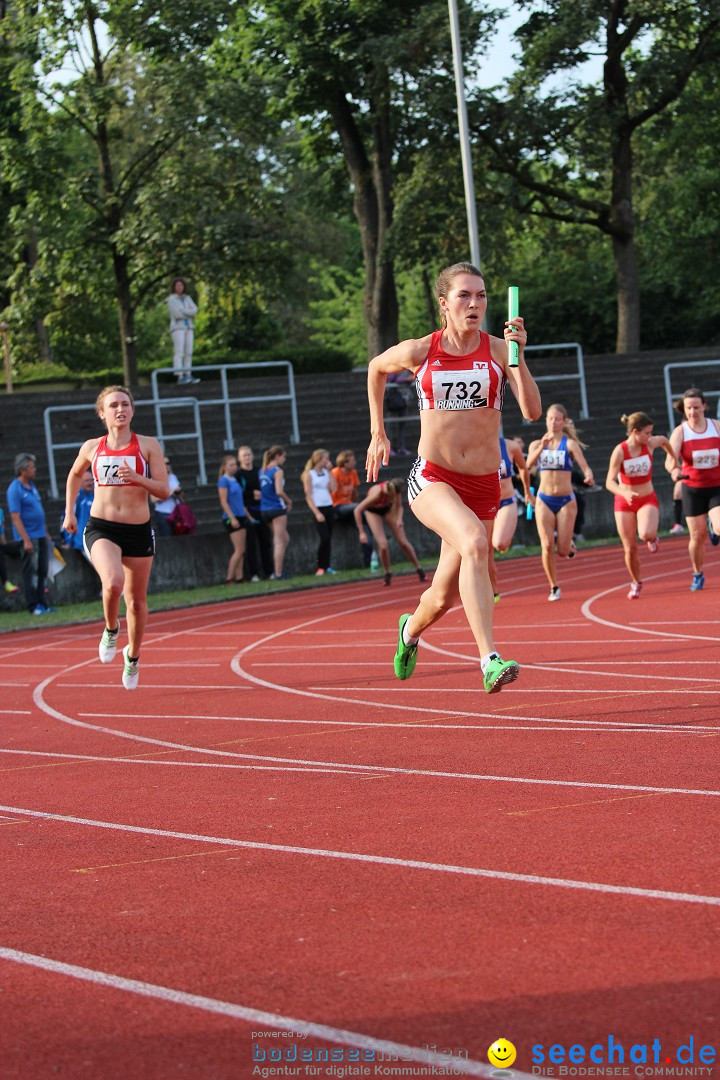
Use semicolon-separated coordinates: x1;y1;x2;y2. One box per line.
680;418;720;488
91;432;149;487
618;441;652;486
414;330;506;412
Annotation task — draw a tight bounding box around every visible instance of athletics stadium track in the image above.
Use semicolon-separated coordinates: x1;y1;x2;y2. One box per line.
0;538;718;1079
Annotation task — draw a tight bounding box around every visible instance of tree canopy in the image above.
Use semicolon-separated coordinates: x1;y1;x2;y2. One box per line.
1;0;718;379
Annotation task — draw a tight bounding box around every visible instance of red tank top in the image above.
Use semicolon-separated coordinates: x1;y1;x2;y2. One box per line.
414;330;505;412
373;482;395;509
680;419;720;488
91;432;149;487
618;441;652;486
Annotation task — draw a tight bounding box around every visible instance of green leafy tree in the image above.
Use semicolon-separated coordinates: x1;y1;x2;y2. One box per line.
226;0;496;359
471;0;720;353
5;0;278;383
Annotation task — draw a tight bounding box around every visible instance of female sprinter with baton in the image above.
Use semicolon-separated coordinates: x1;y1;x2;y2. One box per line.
365;262;541;694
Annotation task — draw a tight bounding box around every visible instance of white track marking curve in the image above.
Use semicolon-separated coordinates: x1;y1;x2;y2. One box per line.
2;805;719;906
0;947;506;1078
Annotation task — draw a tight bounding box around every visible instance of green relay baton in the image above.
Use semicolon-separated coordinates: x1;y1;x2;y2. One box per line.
508;285;519;368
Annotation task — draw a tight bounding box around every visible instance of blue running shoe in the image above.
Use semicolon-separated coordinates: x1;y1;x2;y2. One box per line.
690;572;705;591
708;519;720;547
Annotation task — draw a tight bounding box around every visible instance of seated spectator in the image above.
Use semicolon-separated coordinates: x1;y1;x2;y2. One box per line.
0;505;20;594
60;468;94;552
332;450;373;567
151;456;182;536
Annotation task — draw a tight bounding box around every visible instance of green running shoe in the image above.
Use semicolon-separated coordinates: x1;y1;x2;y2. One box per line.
394;613;418;680
483;655;519;694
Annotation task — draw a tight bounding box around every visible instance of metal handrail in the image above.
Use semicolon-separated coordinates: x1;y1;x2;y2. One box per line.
43;397;206;499
663;359;720;432
150;361;300;450
523;342;589;419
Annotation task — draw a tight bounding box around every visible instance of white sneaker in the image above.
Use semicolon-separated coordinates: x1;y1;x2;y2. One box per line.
99;622;120;663
122;645;140;690
548;586;561;601
669;523;685;535
628;581;642;599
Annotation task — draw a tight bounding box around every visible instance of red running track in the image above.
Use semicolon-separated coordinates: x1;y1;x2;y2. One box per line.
1;539;718;1079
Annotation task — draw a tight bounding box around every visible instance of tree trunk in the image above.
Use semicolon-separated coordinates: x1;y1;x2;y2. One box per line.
113;249;138;387
605;20;641;354
331;80;399;360
26;225;51;363
612;230;640;355
86;3;137;385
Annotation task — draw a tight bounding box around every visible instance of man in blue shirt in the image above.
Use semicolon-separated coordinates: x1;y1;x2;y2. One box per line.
60;468;94;554
7;452;53;613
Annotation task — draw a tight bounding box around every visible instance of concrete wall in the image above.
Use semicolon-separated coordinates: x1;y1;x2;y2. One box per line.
1;490;680;610
1;513;444;608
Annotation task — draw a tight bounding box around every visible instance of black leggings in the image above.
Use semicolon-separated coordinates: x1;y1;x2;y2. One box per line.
313;505;335;570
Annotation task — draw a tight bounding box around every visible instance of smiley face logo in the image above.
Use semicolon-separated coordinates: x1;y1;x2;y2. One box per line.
488;1039;517;1069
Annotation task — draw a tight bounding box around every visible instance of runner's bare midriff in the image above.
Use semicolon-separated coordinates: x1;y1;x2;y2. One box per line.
417;408;502;475
91;487;151;525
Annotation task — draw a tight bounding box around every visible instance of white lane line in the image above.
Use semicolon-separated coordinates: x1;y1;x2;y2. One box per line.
311;685;720;696
1;808;718;906
59;684;253;690
419;640;719;685
76;707;719;733
0;947;510;1078
581;570;720;641
11;728;720;797
534;660;710;666
0;750;360;774
0;709;32;714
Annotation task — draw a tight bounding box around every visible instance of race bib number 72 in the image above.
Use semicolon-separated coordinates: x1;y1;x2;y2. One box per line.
96;455;129;484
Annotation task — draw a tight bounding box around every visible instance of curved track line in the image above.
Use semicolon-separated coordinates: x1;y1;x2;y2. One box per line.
581;570;720;641
0;947;500;1078
31;580;716;791
2;805;719;905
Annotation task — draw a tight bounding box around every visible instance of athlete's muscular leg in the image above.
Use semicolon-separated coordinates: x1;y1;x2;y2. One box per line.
535;499;558;589
407;483;496;657
636;502;659;544
90;539;124;631
615;511;640;582
555;499;577;557
686;515;707;574
123;556;153;657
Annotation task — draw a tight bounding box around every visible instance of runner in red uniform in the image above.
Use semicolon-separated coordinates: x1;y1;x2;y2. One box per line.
667;388;720;591
605;411;679;599
62;386;169;689
365;262;541;694
353;478;425;587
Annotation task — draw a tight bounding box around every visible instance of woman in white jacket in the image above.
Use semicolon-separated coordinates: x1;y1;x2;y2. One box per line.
166;278;199;384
